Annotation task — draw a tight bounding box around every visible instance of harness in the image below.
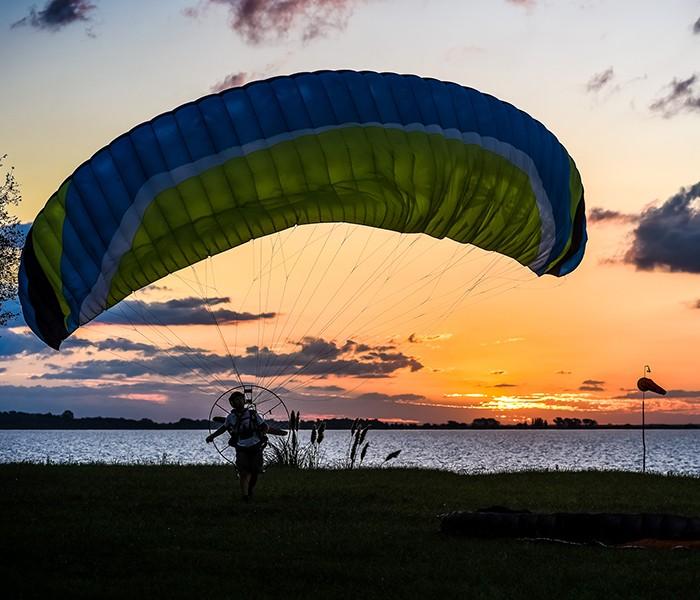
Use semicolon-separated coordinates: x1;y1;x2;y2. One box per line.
228;408;267;449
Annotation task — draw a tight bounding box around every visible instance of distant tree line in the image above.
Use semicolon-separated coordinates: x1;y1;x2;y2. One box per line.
1;411;697;430
513;417;599;428
0;411;212;430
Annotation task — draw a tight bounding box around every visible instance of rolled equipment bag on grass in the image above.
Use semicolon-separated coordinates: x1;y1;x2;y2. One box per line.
441;509;700;545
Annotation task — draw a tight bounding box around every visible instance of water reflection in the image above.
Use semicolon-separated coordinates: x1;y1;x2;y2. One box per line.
1;429;698;475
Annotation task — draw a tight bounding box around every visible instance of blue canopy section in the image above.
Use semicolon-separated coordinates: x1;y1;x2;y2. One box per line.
56;71;576;330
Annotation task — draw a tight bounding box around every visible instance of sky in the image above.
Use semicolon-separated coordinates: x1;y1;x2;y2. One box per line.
1;0;700;425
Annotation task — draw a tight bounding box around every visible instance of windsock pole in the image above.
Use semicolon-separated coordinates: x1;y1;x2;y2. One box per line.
641;365;650;474
642;389;646;473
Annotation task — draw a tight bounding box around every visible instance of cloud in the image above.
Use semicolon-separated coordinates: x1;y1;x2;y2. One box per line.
650;74;700;117
211;71;252;92
463;392;630;413
0;329;206;360
407;332;452;344
185;0;361;44
356;392;427;405
579;379;605;392
32;336;423;381
616;389;700;401
586;67;614;93
493;383;517;388
555;370;572;375
0;381;211;420
304;384;345;392
624;181;700;272
0;329;55;358
588;207;637;224
88;337;205;357
490;370;505;375
11;0;96;33
96;296;275;326
693;17;700;34
142;284;173;293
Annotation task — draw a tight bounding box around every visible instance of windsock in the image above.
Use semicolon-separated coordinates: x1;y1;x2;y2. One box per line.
637;377;666;395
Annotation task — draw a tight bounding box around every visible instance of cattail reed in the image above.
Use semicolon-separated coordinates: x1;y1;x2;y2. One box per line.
358;424;370;445
360;441;369;464
267;410;330;469
350;430;360;466
383;449;401;463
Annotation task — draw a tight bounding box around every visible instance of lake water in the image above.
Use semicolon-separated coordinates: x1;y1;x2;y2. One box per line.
1;429;699;475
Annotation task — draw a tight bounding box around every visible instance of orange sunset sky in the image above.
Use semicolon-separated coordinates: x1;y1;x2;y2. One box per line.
1;0;699;424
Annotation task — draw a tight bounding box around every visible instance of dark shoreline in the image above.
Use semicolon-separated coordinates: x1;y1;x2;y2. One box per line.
1;411;698;430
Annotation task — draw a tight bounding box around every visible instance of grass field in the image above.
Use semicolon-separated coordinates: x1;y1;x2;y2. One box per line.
2;464;699;599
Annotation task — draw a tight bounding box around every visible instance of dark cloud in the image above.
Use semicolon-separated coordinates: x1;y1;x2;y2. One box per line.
305;384;345;393
88;337;199;357
185;0;360;44
0;382;208;420
693;17;700;34
354;392;427;405
11;0;96;32
32;336;423;381
36;357;189;380
588;207;637;224
0;330;203;360
96;296;275;326
0;382;432;422
493;383;517;388
0;329;55;358
142;284;173;293
555;370;571;375
407;332;452;344
624;182;700;272
579;379;605;392
586;67;614;93
211;71;251;93
650;74;700;117
617;389;700;400
490;370;505;375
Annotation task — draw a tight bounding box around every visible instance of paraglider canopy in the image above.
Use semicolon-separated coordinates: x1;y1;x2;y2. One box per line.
18;70;587;351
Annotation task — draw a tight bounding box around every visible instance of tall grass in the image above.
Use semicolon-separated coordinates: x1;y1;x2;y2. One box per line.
267;414;402;470
345;419;401;469
266;411;326;469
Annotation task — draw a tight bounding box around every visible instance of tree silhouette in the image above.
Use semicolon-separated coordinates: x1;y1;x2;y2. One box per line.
0;154;22;326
